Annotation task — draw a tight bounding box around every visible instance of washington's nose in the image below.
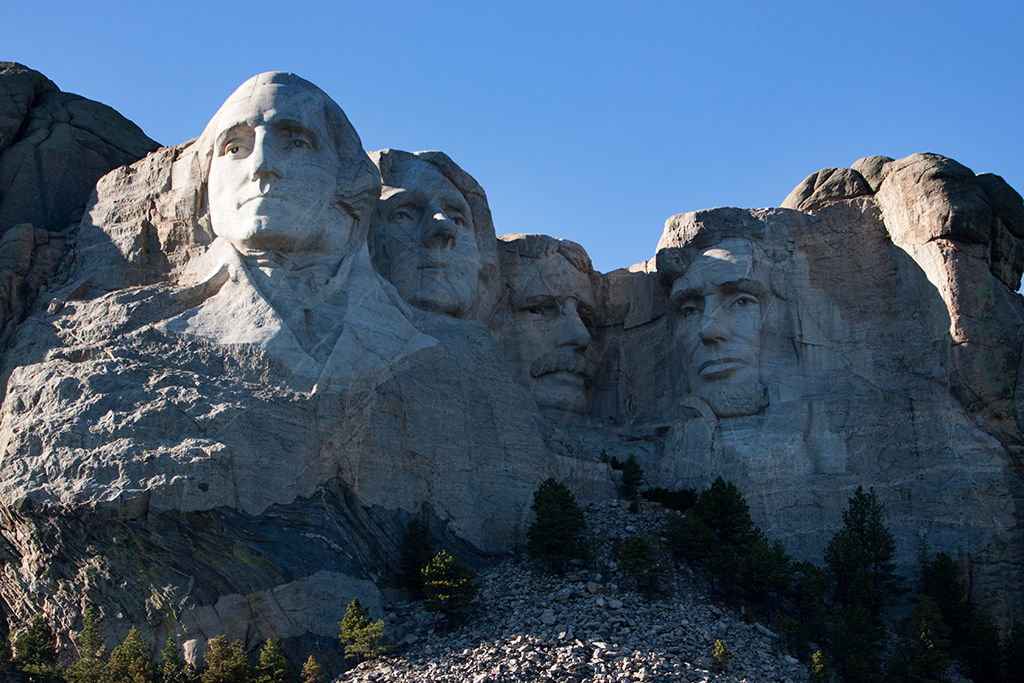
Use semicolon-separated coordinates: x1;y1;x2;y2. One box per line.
555;303;591;351
422;202;457;250
250;128;282;182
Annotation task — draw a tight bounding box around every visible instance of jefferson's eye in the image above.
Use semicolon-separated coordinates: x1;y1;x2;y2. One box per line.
449;212;467;227
391;208;414;222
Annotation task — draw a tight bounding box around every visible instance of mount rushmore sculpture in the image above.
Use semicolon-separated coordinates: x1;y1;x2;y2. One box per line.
0;67;1021;662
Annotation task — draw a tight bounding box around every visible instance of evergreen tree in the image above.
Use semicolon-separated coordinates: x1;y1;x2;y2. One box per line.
200;637;249;683
105;626;157;683
808;651;829;683
69;607;107;683
1006;624;1024;683
526;479;588;572
824;486;900;609
160;638;194;683
826;573;885;682
14;613;59;678
612;534;667;597
253;641;290;683
299;656;324;683
422;550;479;623
741;537;792;607
338;599;390;662
961;608;1004;683
887;595;951;683
399;518;436;597
692;478;759;550
619;455;643;501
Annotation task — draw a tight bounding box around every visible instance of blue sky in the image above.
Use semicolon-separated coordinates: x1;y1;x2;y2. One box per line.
4;1;1022;274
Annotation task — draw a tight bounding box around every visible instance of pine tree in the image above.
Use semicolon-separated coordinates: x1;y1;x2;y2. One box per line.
422;550;479;623
808;651;829;682
826;573;885;682
824;486;900;609
1006;624;1024;683
712;639;730;669
742;537;792;607
299;656;324;683
612;534;667;597
160;638;194;683
105;626;157;683
399;518;436;598
526;479;588;572
918;551;972;657
69;607;107;683
961;608;1004;683
253;641;290;683
887;595;951;683
338;599;390;661
14;613;59;678
200;637;249;683
620;455;643;501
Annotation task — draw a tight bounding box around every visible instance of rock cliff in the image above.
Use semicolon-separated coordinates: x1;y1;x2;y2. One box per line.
0;68;1020;667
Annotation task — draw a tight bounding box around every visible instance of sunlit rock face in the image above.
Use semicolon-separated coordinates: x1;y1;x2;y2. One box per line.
369;149;498;323
0;64;1021;662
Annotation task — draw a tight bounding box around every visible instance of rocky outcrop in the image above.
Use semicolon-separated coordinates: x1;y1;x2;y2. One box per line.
0;69;1021;667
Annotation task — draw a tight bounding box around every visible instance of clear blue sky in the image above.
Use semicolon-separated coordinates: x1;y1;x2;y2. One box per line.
4;1;1022;274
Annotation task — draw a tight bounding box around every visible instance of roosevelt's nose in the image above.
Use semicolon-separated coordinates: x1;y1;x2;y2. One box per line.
555;302;591;351
249;127;282;182
421;201;457;250
697;306;729;344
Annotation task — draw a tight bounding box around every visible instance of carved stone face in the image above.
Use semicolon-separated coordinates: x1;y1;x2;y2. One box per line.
374;159;481;317
207;83;353;255
501;253;597;416
669;238;768;417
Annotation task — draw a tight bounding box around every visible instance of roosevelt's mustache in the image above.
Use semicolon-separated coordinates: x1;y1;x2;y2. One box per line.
530;350;596;382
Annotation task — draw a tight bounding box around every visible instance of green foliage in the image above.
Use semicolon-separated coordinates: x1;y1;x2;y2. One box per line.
399;518;436;598
69;607;107;683
808;650;829;683
160;638;195;683
299;656;324;683
824;486;900;609
0;634;11;662
339;599;390;662
253;641;290;683
422;550;479;623
826;571;886;682
742;537;792;606
619;455;643;500
612;534;668;597
526;478;588;572
15;613;59;679
105;627;157;683
1006;625;1024;683
887;595;951;683
961;608;1004;683
712;639;729;669
917;552;972;656
200;637;249;683
640;487;697;513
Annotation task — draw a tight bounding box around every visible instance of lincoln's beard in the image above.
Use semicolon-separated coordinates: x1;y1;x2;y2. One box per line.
699;375;769;418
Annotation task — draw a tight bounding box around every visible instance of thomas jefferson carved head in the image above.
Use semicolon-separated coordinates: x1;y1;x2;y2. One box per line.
491;234;598;418
196;72;379;259
369;150;497;320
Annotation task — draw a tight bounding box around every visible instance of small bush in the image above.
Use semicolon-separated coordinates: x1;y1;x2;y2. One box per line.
254;640;291;683
422;551;479;624
201;636;249;683
300;656;324;683
612;534;668;597
712;639;730;669
339;599;390;662
620;455;644;500
526;479;588;572
640;487;697;513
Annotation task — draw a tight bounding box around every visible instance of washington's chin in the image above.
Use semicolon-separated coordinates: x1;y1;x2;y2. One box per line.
532;372;590;415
